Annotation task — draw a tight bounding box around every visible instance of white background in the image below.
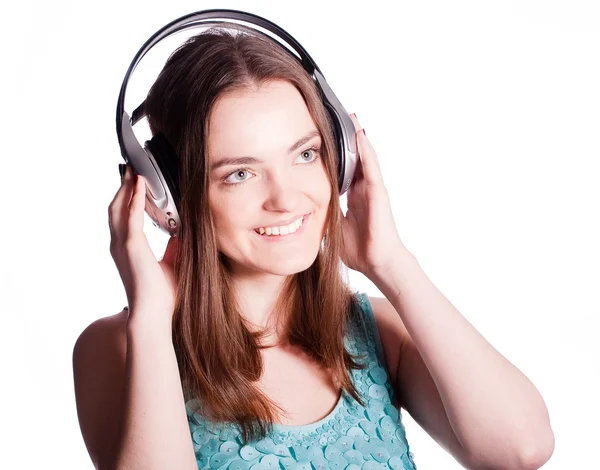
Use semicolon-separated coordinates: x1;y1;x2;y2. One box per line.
1;0;598;468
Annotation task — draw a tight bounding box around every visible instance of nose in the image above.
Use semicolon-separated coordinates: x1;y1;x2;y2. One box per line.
262;172;301;213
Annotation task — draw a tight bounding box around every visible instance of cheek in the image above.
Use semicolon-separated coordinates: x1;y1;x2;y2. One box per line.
210;209;245;255
316;168;333;204
210;197;255;236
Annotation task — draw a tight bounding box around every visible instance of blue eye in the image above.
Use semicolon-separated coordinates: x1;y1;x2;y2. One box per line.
224;169;252;185
297;147;320;164
222;145;321;187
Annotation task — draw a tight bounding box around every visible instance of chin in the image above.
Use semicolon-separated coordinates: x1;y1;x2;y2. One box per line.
258;257;316;276
224;247;320;277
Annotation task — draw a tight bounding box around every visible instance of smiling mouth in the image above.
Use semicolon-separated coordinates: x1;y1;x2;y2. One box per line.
253;213;310;237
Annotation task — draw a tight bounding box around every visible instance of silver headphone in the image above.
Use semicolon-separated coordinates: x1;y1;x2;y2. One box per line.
116;9;357;237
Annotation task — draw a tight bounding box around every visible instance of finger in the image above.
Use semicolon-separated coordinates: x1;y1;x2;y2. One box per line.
109;164;127;206
119;163;126;180
109;164;137;235
128;171;146;234
349;113;361;132
358;128;383;185
349;113;383;186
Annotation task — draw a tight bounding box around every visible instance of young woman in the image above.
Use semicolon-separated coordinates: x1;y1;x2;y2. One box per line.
73;25;554;470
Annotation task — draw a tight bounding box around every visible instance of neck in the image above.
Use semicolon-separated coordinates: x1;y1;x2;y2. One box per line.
231;271;297;335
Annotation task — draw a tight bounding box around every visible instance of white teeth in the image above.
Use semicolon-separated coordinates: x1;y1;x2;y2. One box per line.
255;215;304;236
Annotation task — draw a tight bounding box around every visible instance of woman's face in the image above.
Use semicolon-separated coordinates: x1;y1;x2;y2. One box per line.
207;80;332;277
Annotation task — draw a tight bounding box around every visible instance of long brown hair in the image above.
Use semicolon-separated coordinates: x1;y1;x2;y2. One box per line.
144;23;367;443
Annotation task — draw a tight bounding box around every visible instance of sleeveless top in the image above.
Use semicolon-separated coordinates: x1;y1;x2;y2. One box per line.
184;292;418;470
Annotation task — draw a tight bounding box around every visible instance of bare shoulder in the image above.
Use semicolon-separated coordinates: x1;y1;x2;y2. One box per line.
72;308;129;469
73;309;128;365
367;295;411;406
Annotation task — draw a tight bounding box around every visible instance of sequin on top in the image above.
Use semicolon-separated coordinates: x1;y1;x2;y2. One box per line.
185;292;418;470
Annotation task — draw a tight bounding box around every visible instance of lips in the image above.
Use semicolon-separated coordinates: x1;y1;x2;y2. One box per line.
253;214;305;235
252;212;312;240
253;213;308;231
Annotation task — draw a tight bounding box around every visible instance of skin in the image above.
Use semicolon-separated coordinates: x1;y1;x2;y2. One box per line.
206;80;332;334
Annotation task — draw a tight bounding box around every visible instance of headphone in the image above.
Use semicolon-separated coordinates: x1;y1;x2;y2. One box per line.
116;9;358;237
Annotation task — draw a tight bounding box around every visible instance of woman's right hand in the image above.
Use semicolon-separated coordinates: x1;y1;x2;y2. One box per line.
108;164;179;329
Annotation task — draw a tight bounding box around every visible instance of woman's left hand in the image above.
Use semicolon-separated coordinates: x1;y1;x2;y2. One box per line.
340;114;408;279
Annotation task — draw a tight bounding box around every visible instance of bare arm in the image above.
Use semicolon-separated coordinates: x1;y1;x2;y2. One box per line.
115;315;197;469
369;250;554;469
73;310;197;470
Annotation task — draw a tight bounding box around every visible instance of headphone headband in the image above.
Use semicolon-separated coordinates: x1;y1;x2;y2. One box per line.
117;9;324;127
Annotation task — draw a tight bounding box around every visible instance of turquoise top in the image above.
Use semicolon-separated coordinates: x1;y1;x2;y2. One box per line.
185;292;418;470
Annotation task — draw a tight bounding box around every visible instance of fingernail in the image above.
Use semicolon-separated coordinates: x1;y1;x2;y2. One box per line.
362;128;367;136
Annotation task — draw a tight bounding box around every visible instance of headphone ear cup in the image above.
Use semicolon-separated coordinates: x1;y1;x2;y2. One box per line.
144;134;181;209
322;104;345;194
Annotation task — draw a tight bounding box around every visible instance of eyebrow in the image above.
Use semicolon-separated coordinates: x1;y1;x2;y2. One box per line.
210;130;322;173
